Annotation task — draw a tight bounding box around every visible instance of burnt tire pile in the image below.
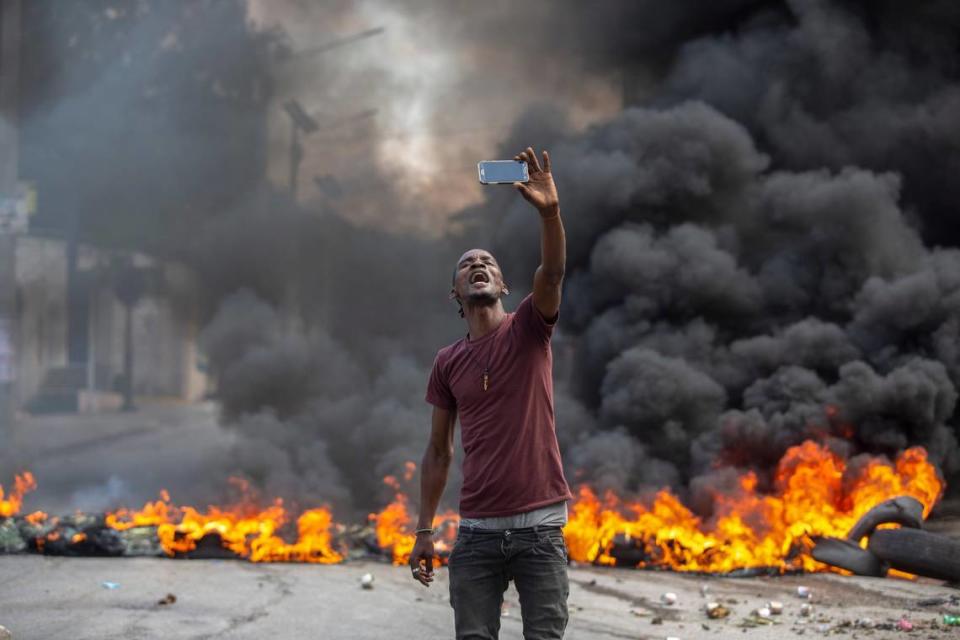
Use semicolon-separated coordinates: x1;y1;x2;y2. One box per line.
811;496;960;582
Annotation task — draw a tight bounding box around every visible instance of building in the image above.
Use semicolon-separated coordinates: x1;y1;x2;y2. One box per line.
13;235;208;413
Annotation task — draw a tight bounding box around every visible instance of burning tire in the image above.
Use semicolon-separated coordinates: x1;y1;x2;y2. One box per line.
867;529;960;582
811;536;886;577
846;496;924;543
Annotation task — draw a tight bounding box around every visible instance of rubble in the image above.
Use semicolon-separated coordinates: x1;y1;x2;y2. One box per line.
120;526;164;557
796;586;810;599
157;593;177;606
0;520;25;554
660;592;678;605
705;602;730;619
360;573;375;590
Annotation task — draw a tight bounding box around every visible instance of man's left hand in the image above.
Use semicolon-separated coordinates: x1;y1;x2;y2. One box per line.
514;147;559;216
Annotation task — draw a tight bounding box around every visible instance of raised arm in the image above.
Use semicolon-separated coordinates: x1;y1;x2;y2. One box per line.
409;405;457;586
515;147;565;320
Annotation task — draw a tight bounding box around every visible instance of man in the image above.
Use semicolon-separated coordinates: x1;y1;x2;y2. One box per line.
410;146;572;640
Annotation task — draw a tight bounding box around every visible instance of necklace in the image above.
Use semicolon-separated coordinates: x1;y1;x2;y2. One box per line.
465;337;495;391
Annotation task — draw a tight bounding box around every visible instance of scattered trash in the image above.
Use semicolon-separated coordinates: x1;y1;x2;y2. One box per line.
157;593;177;606
796;586;811;599
855;617;874;629
101;581;120;590
651;616;664;625
660;592;678;605
705;602;730;619
766;600;783;615
897;618;913;632
754;607;772;619
816;623;832;633
0;624;11;640
360;573;374;590
799;603;813;617
739;613;776;628
944;614;960;627
699;583;710;597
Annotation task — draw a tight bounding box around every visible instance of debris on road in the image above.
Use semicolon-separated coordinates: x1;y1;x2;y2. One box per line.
0;520;25;554
157;593;177;606
705;602;730;619
796;586;811;598
101;581;120;590
360;573;374;590
766;600;783;615
660;592;677;605
799;603;813;616
897;617;914;632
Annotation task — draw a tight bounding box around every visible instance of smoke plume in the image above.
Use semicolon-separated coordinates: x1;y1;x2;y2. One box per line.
16;0;960;517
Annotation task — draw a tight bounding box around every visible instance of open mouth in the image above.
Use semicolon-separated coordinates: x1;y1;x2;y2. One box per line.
470;271;490;285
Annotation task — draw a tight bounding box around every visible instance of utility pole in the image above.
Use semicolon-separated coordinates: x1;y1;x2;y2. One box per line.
0;0;22;450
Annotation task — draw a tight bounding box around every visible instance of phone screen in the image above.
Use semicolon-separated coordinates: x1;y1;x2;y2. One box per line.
478;160;528;184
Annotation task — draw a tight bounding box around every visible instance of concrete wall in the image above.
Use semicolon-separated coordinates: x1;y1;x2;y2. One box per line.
14;237;207;408
97;289;206;400
14;235;67;404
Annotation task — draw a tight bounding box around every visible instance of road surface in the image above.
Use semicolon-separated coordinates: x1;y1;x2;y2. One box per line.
1;555;958;639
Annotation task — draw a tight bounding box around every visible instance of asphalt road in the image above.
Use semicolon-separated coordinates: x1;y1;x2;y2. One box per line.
1;556;958;639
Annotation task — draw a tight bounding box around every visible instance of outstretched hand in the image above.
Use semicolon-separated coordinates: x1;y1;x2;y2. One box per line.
514;147;559;216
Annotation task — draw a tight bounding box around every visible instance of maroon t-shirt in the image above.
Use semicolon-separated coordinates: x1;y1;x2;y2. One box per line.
425;294;573;518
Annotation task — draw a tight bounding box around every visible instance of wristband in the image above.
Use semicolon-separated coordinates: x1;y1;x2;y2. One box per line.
414;528;435;535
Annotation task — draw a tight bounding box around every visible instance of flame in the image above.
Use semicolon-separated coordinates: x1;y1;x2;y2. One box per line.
371;465;460;565
563;442;943;573
4;441;946;573
0;472;37;517
105;478;343;563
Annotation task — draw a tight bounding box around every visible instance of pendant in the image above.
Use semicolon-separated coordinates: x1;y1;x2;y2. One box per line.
483;371;489;391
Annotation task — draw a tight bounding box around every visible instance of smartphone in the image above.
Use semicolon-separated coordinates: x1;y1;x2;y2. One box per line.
478;160;529;185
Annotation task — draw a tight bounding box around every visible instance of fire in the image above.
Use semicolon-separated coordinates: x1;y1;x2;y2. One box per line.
2;442;945;573
371;461;460;565
563;442;943;573
0;471;37;517
106;478;343;563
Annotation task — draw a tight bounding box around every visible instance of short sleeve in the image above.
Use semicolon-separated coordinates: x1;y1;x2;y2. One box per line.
425;351;456;410
513;293;558;347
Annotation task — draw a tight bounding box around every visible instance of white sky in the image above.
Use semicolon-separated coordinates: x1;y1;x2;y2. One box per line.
248;0;622;235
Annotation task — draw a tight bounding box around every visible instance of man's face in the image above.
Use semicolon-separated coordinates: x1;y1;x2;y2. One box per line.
452;249;507;305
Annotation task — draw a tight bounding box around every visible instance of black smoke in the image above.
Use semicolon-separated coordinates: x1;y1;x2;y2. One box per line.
475;0;960;505
16;0;960;517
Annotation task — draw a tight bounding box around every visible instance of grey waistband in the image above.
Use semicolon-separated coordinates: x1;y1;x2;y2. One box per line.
459;500;568;530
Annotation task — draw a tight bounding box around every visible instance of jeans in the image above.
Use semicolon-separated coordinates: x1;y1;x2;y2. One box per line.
448;525;569;640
